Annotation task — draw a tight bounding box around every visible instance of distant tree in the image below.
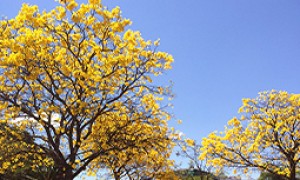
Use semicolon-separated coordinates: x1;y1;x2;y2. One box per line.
0;0;175;179
200;91;300;180
0;122;54;180
258;171;300;180
258;171;287;180
174;137;216;180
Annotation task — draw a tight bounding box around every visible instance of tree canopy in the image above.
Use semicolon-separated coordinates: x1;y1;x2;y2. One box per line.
200;90;300;180
0;0;175;179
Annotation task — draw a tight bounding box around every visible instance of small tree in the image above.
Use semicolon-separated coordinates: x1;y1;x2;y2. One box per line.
258;171;287;180
0;0;175;179
0;121;54;180
175;137;216;180
200;90;300;180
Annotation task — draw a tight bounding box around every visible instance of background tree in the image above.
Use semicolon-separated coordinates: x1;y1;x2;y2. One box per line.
0;121;54;180
258;171;300;180
258;171;287;180
200;90;300;180
175;138;216;180
177;139;204;170
0;0;175;179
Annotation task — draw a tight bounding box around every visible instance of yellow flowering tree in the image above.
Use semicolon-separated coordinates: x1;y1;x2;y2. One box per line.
200;91;300;180
0;0;175;179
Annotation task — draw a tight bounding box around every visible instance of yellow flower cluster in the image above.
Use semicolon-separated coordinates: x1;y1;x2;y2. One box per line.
200;91;300;179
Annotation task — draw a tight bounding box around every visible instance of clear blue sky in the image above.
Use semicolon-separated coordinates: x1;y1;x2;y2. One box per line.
1;0;300;173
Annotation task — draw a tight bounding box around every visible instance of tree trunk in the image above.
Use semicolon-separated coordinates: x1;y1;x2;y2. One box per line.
113;171;121;180
289;160;296;180
65;168;74;180
55;167;73;180
290;166;296;180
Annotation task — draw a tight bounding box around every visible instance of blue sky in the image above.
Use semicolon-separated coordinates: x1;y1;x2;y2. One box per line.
1;0;300;176
98;0;300;141
2;0;300;147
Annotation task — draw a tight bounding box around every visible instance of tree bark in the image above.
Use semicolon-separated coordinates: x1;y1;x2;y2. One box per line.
54;166;73;180
113;171;121;180
290;165;296;180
